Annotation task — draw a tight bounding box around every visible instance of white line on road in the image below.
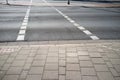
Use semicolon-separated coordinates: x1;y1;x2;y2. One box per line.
42;0;100;40
16;0;32;41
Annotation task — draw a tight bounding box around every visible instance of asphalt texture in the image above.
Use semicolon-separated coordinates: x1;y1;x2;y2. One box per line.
0;0;120;42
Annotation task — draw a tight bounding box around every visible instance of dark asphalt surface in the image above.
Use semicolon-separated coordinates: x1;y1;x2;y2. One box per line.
0;0;120;42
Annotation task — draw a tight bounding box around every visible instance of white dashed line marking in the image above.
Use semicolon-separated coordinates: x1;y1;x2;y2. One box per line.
16;0;32;41
42;0;99;40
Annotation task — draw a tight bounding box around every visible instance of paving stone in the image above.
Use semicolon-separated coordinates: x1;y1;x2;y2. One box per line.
26;57;34;63
115;77;120;80
11;61;25;67
110;68;120;77
26;75;42;80
81;68;96;75
48;52;58;57
92;58;105;64
34;55;47;60
89;52;102;58
2;75;19;80
114;65;120;72
59;75;65;80
67;57;79;63
23;63;31;70
29;67;43;74
78;51;89;56
1;63;10;70
67;52;77;57
110;59;120;65
80;61;93;67
20;71;28;79
59;60;66;67
97;72;115;80
46;57;58;63
66;71;81;80
0;71;6;80
0;55;9;60
43;71;58;79
0;61;5;67
66;63;80;71
107;53;120;59
59;67;65;74
82;76;98;80
45;63;58;70
106;62;113;68
79;56;90;61
94;64;109;71
7;67;22;74
15;55;28;60
102;56;109;61
32;60;45;67
6;58;14;63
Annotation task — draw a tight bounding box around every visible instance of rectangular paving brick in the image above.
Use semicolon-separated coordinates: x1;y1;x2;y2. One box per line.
59;67;65;74
32;60;45;67
46;57;58;63
78;51;89;56
94;64;109;71
2;75;19;80
79;56;90;61
110;59;120;65
66;71;81;80
89;52;102;58
11;61;25;67
66;63;80;71
29;67;43;74
7;67;22;74
97;72;115;80
82;76;98;80
81;68;96;76
92;58;105;64
43;71;58;79
67;57;79;63
80;61;93;67
26;75;42;80
45;63;58;70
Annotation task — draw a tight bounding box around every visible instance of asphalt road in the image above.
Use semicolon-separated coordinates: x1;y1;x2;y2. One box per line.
0;0;120;42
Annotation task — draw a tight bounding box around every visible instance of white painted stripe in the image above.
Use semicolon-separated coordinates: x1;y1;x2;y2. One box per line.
16;0;32;41
16;35;24;41
83;30;92;35
90;36;99;40
19;30;26;34
42;0;100;40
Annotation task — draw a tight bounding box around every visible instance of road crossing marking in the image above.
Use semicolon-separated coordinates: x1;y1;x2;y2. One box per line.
42;0;99;40
16;0;32;41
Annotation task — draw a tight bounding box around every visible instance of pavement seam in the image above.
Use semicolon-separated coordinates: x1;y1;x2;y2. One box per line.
16;0;32;41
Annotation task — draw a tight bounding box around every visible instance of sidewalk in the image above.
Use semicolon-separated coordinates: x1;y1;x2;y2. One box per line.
0;40;120;80
1;1;120;8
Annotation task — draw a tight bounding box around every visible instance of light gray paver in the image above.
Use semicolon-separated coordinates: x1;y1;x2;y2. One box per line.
94;64;109;71
97;72;115;80
45;63;58;70
89;52;102;58
43;71;58;79
81;68;96;75
2;75;19;80
26;75;42;80
110;68;120;77
92;58;105;64
29;67;43;74
66;63;80;71
7;67;22;74
80;61;93;67
114;65;120;72
67;57;79;63
79;56;90;61
110;59;120;65
11;61;25;67
78;51;89;56
34;55;47;60
32;60;45;67
46;57;58;63
59;75;65;80
82;76;98;80
59;67;65;74
67;52;77;57
66;71;81;80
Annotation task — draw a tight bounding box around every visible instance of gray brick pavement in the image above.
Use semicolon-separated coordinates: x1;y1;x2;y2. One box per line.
0;40;120;80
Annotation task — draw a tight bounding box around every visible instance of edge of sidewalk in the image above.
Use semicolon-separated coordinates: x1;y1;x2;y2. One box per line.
0;40;120;46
